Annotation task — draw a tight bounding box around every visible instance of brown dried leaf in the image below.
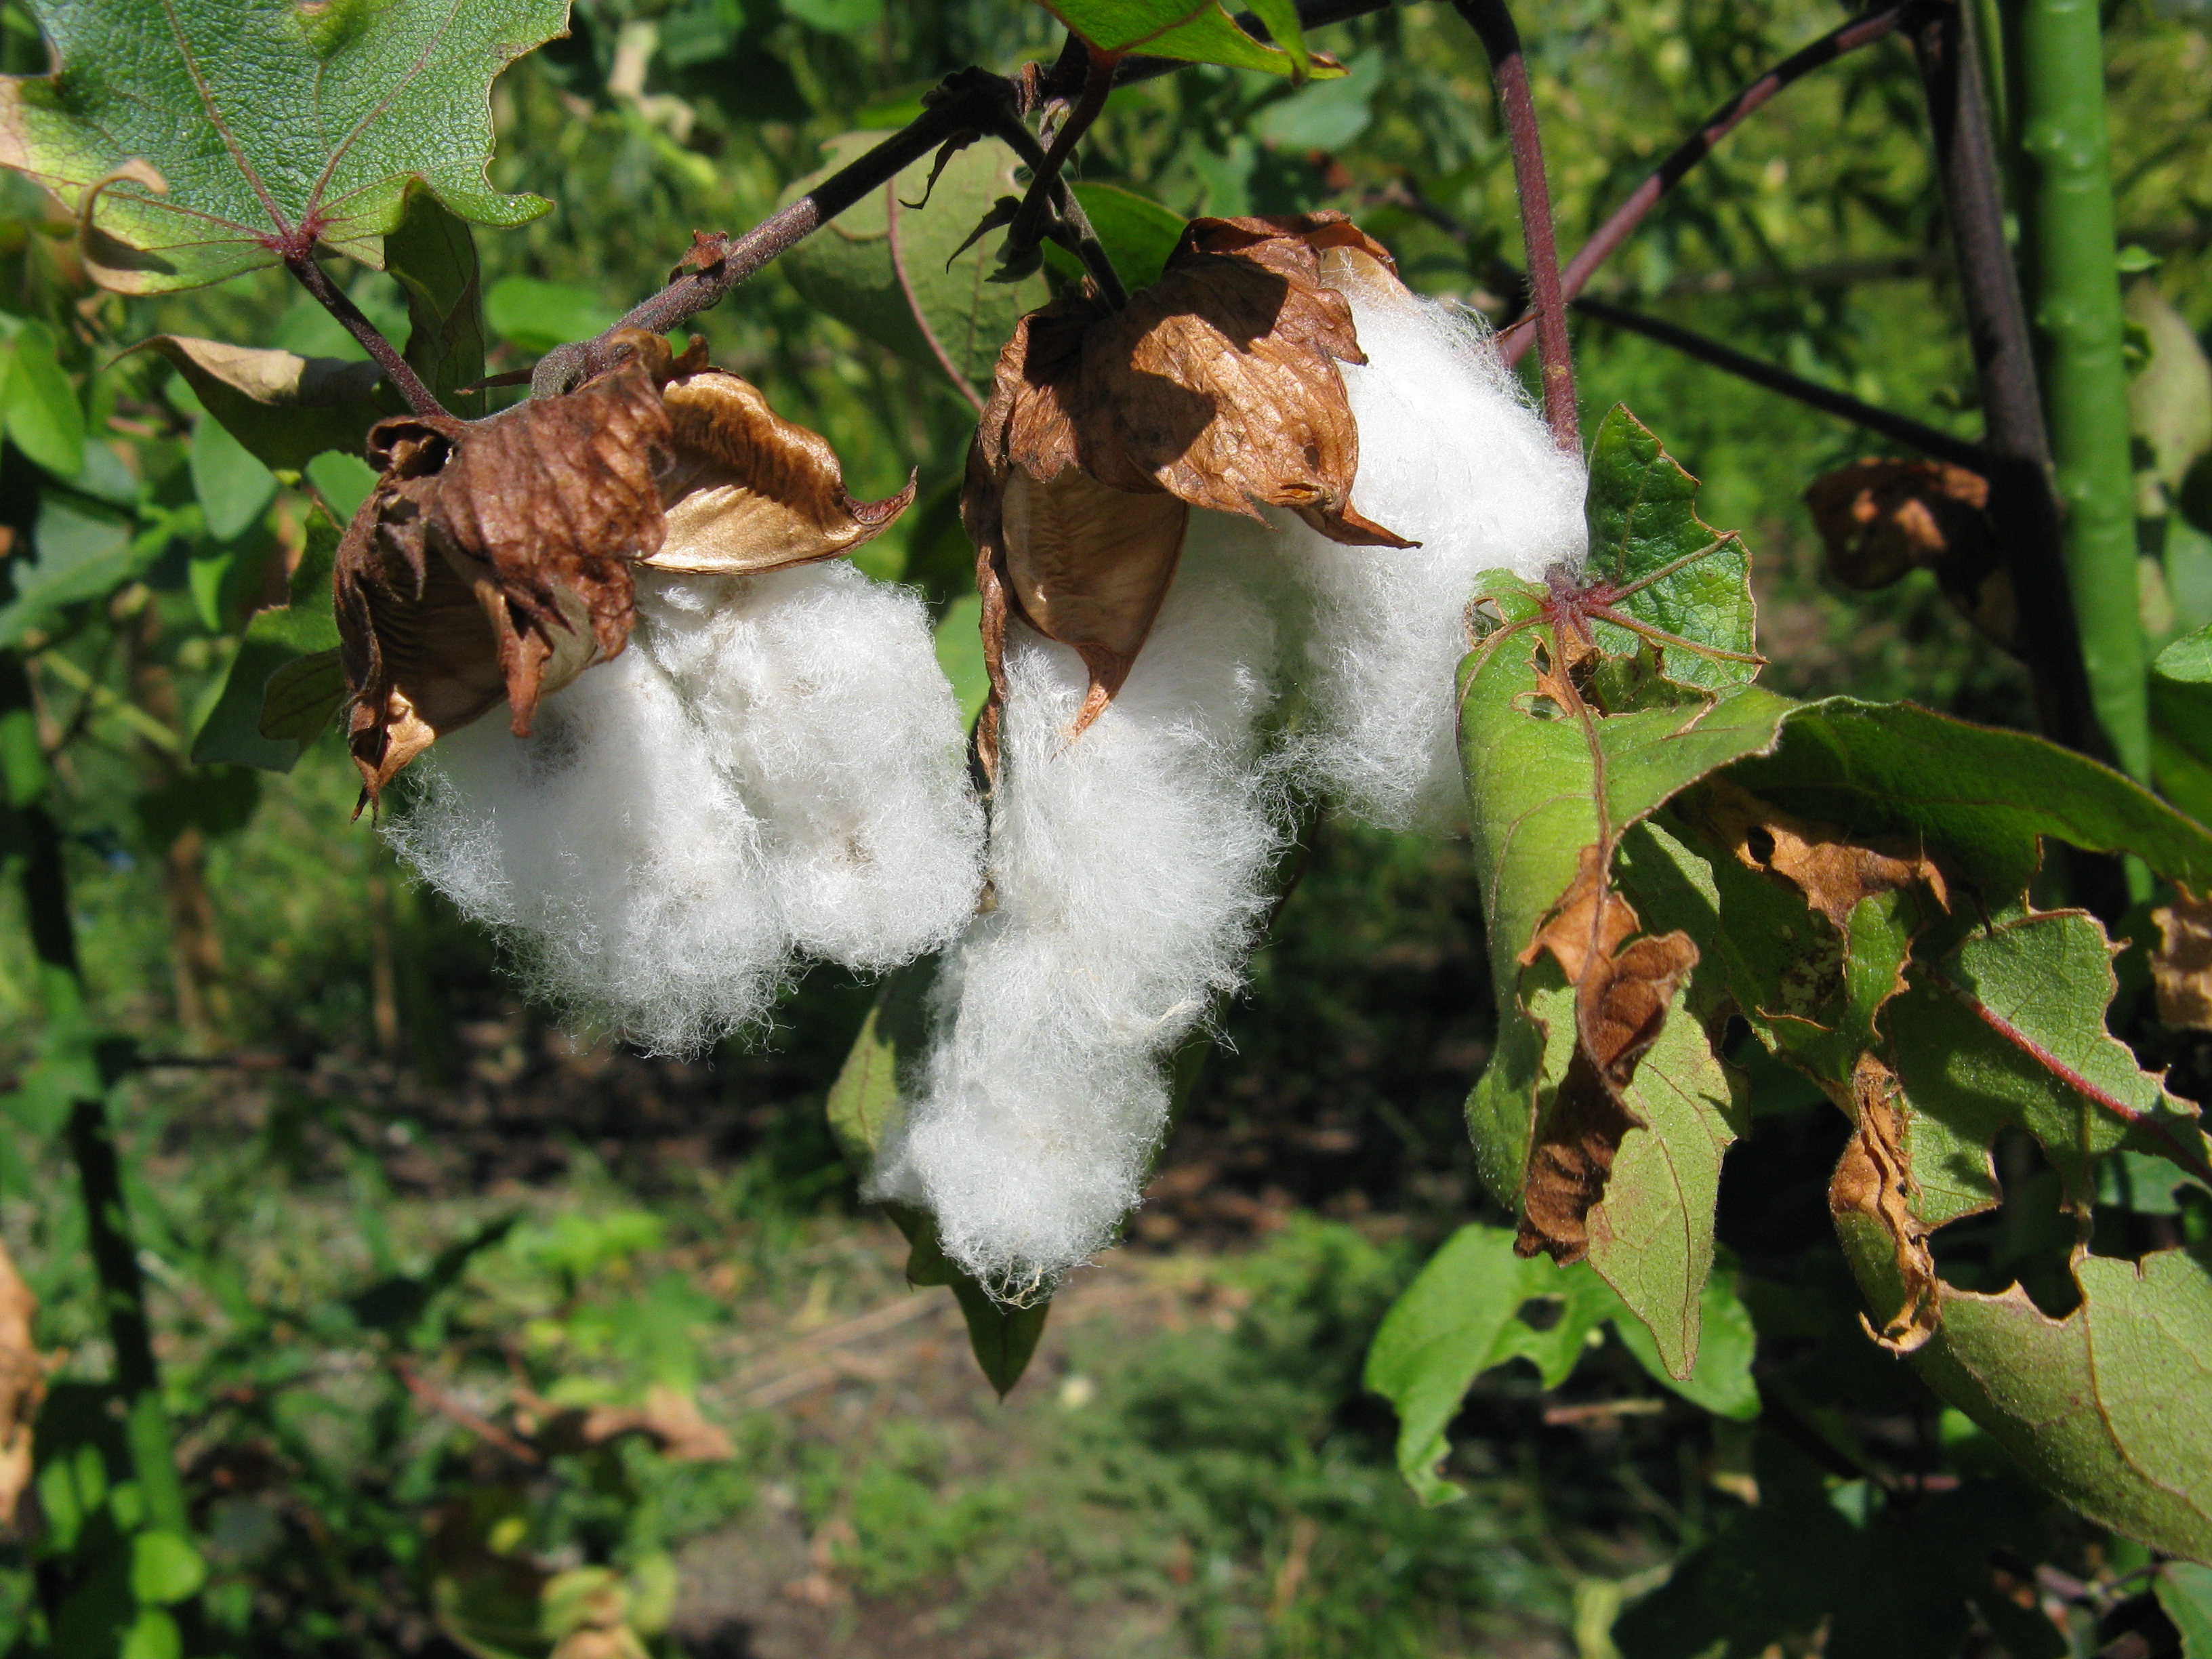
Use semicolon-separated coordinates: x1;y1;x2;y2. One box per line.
1828;1052;1940;1353
1516;845;1701;1261
1804;459;2013;649
0;1237;43;1528
2153;886;2212;1029
337;329;673;800
523;1383;734;1462
1694;775;1948;929
966;211;1412;740
650;365;915;575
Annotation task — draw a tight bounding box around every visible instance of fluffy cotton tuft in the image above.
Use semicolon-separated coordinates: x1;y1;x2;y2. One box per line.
386;565;983;1054
633;562;985;971
1282;270;1588;830
875;519;1287;1294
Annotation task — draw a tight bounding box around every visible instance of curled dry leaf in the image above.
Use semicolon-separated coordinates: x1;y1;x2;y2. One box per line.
966;211;1414;750
337;329;911;799
0;1237;43;1528
1829;1052;1939;1354
1516;844;1701;1262
2154;886;2212;1030
1804;459;2013;650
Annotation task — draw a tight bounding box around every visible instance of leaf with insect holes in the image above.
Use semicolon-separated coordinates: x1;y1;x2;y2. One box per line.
1036;0;1341;79
0;0;567;294
1457;413;1794;1370
826;962;1053;1399
1364;1223;1758;1506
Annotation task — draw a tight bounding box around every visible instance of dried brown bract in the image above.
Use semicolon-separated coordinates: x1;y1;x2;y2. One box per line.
966;211;1416;752
337;330;912;801
0;1237;43;1528
1805;459;2013;649
2152;886;2212;1030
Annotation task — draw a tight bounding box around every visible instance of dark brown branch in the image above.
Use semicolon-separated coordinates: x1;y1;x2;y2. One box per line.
1453;0;1578;451
1502;1;1917;366
1571;295;1988;471
976;100;1129;309
283;250;445;417
1008;44;1115;258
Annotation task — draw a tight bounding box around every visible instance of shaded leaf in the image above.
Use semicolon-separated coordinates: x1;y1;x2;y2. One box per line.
1036;0;1343;79
1;319;85;477
2159;1563;2212;1659
778;133;1050;397
192;504;345;771
190;411;278;541
387;187;488;417
2128;283;2212;500
0;0;565;293
1837;1231;2212;1565
1068;182;1186;290
0;497;159;648
137;335;384;472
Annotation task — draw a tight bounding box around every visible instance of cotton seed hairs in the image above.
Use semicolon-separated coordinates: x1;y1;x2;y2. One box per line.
872;214;1587;1298
340;331;984;1051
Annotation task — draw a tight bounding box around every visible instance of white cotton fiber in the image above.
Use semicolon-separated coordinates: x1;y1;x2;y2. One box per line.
386;564;985;1055
632;562;984;972
1281;260;1589;830
874;520;1288;1295
386;640;792;1055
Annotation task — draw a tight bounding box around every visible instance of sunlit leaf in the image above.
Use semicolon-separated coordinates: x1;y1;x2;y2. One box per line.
1035;0;1342;79
0;0;567;293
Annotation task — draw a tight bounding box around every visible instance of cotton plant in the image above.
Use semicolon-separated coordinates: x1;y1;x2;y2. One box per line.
874;215;1588;1297
339;332;986;1052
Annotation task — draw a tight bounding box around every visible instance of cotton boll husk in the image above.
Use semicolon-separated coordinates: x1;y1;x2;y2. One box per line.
632;562;985;972
384;636;792;1056
876;517;1288;1294
1282;260;1589;830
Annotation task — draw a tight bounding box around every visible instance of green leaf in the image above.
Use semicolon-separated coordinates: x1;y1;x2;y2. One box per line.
1889;912;2203;1205
1250;51;1383;150
1610;1259;1761;1419
1364;1224;1616;1505
190;413;278;543
1727;699;2212;899
119;1607;182;1659
191;503;342;771
1;319;85;477
778;133;1050;399
1069;182;1186;291
933;596;989;728
1582;405;1757;695
484;275;617;360
896;1201;1050;1399
0;0;565;294
1584;985;1742;1381
307;450;378;519
137;335;384;472
2158;1563;2212;1658
1036;0;1342;78
133;766;261;850
258;649;346;741
386;187;487;415
128;1530;206;1607
781;0;882;30
1837;1229;2212;1565
2153;626;2212;817
0;497;152;647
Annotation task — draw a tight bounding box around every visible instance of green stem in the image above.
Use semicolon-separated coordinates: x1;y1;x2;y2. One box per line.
2009;0;2150;782
1;653;188;1534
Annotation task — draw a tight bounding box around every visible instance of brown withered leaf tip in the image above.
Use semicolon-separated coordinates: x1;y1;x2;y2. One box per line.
1828;1052;1939;1354
2152;886;2212;1031
966;211;1416;758
1805;459;2013;651
1515;844;1701;1263
337;330;912;802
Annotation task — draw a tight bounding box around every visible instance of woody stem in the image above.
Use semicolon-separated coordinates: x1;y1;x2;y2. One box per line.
283;249;445;419
1452;0;1578;452
1008;43;1115;259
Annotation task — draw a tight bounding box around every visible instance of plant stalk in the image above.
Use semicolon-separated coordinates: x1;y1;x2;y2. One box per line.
2005;0;2149;781
283;251;446;419
1453;0;1578;451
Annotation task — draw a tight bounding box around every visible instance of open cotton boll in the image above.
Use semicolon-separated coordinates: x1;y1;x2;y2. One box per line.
385;640;792;1056
876;520;1287;1294
1282;260;1589;830
633;564;985;971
